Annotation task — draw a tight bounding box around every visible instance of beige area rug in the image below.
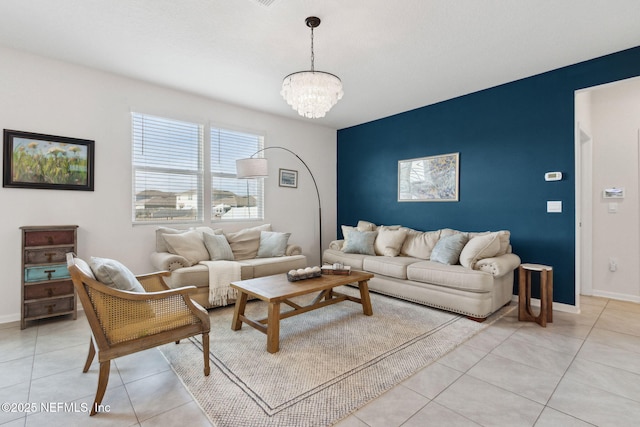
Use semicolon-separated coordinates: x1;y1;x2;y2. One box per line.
160;286;513;427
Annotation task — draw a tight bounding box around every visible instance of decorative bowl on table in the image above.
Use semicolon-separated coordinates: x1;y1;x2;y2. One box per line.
287;266;322;282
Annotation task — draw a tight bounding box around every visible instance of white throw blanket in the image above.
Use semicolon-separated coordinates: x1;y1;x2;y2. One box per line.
199;260;241;306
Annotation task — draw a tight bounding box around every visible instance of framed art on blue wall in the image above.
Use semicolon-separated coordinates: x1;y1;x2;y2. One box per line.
398;152;459;202
3;129;95;191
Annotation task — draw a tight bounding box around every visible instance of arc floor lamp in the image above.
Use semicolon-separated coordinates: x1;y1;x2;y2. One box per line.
236;147;322;264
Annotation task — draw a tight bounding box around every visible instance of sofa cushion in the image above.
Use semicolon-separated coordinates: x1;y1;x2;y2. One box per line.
162;230;210;265
407;261;494;293
169;264;254;288
374;226;408;257
322;249;367;270
343;230;378;255
459;232;501;269
203;233;234;261
238;255;307;278
363;256;421;280
257;231;291;258
225;224;271;260
430;233;468;265
400;228;442;259
89;257;145;292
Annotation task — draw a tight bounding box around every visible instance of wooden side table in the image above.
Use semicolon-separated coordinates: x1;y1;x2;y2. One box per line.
518;263;553;327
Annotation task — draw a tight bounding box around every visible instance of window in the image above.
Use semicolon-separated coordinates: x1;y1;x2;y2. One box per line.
132;112;264;224
211;127;264;220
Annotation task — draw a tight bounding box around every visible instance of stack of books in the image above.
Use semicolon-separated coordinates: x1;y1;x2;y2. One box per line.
321;264;351;275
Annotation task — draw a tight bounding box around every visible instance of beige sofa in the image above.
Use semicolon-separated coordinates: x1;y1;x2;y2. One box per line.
151;224;307;308
323;221;520;320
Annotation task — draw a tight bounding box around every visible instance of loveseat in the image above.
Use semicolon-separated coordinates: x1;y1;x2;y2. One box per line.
323;221;521;320
151;224;307;308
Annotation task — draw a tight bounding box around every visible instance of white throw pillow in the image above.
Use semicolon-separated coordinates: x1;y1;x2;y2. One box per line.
225;224;272;260
374;226;408;256
459;232;501;268
162;230;210;266
401;229;442;259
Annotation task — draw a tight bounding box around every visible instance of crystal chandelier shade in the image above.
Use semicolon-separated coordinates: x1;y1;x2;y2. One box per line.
281;17;343;119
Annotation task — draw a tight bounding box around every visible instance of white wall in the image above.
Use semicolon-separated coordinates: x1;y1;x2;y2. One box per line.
590;77;640;302
0;46;337;323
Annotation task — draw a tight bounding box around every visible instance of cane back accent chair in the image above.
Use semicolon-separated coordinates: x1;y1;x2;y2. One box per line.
66;253;210;416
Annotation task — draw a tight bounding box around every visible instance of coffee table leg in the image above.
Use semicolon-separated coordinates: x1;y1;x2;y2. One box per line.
358;280;373;316
231;292;248;331
267;302;280;353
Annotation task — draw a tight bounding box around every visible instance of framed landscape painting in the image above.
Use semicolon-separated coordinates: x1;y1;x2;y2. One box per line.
398;152;459;202
3;129;95;191
279;168;298;188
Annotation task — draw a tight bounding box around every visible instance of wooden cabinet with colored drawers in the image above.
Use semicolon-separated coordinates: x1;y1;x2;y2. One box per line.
20;225;78;329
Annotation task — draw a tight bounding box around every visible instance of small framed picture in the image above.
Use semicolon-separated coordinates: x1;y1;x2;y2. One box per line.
3;129;95;191
279;168;298;188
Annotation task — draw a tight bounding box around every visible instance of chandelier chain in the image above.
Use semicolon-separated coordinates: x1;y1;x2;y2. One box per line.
310;26;315;72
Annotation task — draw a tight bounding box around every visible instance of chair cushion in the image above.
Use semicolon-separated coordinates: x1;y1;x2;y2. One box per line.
257;231;291;258
89;257;145;293
74;257;96;280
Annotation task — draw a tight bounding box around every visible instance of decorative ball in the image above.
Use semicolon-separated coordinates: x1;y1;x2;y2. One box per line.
296;268;306;275
288;270;297;276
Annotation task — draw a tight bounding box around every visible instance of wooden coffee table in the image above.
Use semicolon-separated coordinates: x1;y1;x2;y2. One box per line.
230;271;374;353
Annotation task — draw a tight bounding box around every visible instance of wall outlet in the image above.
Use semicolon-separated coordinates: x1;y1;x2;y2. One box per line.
609;258;618;272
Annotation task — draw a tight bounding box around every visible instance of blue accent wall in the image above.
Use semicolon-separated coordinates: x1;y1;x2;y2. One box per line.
337;46;640;306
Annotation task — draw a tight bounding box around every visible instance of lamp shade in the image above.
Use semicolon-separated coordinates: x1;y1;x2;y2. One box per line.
236;158;268;178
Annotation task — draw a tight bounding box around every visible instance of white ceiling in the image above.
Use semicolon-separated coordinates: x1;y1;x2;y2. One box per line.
1;0;639;129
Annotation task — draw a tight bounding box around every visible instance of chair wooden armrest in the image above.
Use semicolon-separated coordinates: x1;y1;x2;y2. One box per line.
136;270;171;292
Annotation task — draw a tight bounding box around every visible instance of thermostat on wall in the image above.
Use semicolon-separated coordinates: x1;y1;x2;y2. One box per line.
544;172;562;181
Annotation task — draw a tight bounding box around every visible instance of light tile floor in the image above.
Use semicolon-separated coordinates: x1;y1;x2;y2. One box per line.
1;296;639;426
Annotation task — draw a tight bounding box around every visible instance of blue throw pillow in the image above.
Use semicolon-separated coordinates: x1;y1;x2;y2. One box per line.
89;257;146;292
342;230;378;255
257;231;291;258
430;234;469;265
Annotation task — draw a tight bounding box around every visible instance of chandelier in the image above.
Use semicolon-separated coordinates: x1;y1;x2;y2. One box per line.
281;16;343;119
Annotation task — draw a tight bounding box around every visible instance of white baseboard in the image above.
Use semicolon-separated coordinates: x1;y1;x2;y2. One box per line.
0;313;20;325
591;290;640;304
510;295;580;314
0;307;84;327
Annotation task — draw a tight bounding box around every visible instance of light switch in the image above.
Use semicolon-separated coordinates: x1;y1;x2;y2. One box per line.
608;202;618;213
547;201;562;213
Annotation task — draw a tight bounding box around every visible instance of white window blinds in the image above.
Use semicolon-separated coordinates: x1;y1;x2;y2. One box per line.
211;127;264;220
132;113;203;223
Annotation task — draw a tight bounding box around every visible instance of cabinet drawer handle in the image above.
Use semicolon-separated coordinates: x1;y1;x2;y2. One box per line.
44;252;56;262
44;269;55;280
